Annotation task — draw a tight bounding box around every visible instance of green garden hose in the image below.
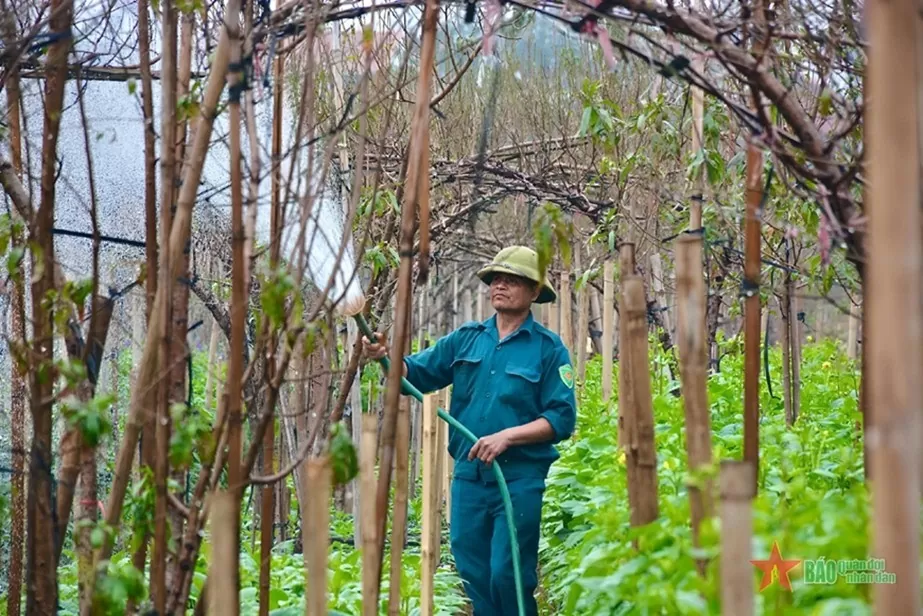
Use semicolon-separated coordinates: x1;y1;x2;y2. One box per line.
354;314;526;616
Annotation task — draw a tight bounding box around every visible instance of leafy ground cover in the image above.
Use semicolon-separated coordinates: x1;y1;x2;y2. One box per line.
539;336;875;615
38;335;886;615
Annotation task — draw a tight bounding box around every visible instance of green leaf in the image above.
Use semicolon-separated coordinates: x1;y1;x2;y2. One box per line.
328;422;358;486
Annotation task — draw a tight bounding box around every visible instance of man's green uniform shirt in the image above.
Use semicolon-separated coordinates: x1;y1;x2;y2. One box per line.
404;311;577;481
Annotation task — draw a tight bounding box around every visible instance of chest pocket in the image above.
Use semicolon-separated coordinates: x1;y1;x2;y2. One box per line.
500;363;541;419
451;356;482;405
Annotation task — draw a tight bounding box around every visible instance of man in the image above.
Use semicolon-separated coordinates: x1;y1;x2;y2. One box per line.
362;245;577;615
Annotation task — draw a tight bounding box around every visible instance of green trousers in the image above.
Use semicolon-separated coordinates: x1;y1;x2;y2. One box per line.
449;472;546;616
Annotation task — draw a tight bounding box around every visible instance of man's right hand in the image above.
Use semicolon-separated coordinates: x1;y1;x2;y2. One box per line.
361;332;389;361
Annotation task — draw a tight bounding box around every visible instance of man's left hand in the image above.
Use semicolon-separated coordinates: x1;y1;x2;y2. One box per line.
468;429;512;466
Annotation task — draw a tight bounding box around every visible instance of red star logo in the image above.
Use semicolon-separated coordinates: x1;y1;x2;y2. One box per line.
750;541;801;591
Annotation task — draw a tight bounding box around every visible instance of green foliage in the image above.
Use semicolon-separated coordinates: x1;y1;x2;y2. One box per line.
328;422;359;487
532;203;574;276
60;391;116;447
537;337;882;615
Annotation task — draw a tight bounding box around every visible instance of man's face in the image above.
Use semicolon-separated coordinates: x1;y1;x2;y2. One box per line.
489;273;539;313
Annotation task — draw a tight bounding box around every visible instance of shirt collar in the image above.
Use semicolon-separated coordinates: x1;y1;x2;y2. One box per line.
485;310;535;340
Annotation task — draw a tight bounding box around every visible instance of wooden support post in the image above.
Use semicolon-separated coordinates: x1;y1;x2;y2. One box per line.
560;270;573;351
463;285;473;323
867;0;922;608
442;396;452;527
576;251;589;382
207;491;238;616
675;234;714;571
742;141;762;476
719;461;755;616
780;263;794;426
602;260;615;402
420;394;438;616
847;300;860;360
360;414;379;616
387;395;411;615
649;253;673;342
547;287;559;334
622;276;659;526
303;456;331;616
434;390;446;544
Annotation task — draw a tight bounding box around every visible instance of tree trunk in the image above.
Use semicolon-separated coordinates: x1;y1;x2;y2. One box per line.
27;0;72;611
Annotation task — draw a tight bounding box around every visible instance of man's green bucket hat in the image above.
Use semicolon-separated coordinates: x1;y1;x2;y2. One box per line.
476;245;557;303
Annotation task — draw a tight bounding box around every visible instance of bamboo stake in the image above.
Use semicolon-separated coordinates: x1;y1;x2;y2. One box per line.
420;393;438;616
847;300;860;360
576;248;589;382
602;259;614;402
387;395;412;615
867;0;922;607
622;276;659;526
781;287;794;426
547;287;560;334
434;390;446;544
719;461;755;616
443;399;452;526
675;234;713;571
303;456;332;616
560;270;573;351
207;491;238;616
360;413;379;616
742;141;762;475
791;282;803;422
690;59;705;230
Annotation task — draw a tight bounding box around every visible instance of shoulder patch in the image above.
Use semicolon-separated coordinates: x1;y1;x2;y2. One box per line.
558;363;575;389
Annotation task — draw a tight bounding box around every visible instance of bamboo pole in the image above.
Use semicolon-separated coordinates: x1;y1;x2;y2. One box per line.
690;61;705;231
360;413;379;616
575;248;589;382
719;461;755;616
742;141;762;476
867;0;922;607
781;286;794;426
442;398;452;526
847;300;861;360
622;276;659;526
649;253;673;342
387;395;412;615
304;456;332;616
791;282;803;421
207;491;237;616
434;390;446;541
547;284;560;334
420;393;438;616
602;260;615;402
560;270;573;351
675;234;713;570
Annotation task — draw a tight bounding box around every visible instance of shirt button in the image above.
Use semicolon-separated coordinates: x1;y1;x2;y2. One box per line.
490;370;495;375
